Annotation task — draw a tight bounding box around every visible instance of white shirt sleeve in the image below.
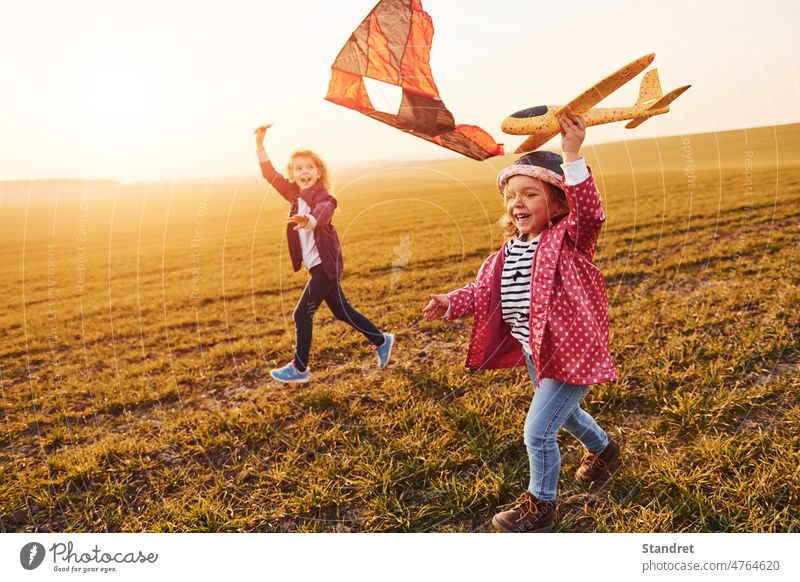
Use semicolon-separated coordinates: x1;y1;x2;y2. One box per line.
562;157;589;185
256;148;269;164
444;301;452;318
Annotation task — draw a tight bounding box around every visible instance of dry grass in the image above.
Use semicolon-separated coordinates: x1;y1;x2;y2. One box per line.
1;124;798;532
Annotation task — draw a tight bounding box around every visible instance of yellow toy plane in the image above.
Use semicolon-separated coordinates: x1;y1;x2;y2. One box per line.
502;53;691;153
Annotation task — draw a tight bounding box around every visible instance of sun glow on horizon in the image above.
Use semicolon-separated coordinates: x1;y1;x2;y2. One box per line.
1;0;798;182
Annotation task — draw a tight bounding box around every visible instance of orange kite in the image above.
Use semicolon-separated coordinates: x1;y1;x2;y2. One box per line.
325;0;504;161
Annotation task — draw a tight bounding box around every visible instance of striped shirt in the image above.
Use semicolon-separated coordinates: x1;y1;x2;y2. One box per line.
501;235;539;355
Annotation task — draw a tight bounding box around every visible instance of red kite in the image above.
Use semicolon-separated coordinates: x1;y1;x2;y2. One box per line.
325;0;504;161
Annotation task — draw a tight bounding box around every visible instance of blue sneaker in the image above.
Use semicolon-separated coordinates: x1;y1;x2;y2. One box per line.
270;361;310;384
373;333;395;369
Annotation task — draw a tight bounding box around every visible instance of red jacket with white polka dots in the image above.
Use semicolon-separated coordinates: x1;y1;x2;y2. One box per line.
445;169;618;386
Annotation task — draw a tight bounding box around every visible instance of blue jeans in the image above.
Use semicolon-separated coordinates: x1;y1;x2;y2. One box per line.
293;265;384;371
523;352;608;501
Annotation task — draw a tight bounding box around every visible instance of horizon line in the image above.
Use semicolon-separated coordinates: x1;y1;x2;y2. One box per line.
2;121;797;187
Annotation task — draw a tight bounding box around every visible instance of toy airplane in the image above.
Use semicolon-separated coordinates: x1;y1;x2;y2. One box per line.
502;54;691;153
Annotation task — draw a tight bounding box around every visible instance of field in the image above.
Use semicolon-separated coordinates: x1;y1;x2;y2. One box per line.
1;124;799;532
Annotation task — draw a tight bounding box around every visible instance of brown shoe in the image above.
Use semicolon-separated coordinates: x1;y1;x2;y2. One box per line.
492;491;555;533
575;437;621;487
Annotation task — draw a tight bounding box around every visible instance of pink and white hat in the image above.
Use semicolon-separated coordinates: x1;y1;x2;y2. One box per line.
497;151;565;196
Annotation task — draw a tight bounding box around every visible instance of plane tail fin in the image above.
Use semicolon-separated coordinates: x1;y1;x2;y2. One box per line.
625;84;691;129
636;69;663;107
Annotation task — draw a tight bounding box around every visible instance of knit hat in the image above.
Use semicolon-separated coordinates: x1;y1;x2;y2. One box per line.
496;151;564;196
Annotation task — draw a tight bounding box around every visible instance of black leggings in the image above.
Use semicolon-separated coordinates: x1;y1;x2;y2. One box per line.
293;265;384;371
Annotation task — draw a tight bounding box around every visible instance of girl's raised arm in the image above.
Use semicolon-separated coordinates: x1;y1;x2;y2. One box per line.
559;113;606;256
254;123;297;202
254;123;272;149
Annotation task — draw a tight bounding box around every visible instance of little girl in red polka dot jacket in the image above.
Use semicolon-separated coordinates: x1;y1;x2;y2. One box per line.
423;111;620;532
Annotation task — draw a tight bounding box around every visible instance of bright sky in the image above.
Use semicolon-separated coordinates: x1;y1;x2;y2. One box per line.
2;0;799;182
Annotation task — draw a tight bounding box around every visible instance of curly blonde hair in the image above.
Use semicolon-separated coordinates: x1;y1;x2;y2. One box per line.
286;149;334;193
499;181;568;240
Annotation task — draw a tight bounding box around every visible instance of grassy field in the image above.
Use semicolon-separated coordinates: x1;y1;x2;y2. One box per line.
1;124;798;532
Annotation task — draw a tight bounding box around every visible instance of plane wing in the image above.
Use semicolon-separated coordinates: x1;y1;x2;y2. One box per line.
515;132;559;155
556;53;655;117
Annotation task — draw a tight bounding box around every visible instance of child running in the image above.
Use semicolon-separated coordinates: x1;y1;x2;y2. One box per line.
255;124;394;383
423;112;620;532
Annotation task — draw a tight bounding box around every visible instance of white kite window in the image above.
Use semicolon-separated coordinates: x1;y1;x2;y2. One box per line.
363;77;403;114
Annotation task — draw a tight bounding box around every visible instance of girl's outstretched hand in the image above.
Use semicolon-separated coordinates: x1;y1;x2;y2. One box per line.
423;294;450;321
558;111;585;163
254;123;273;148
288;214;310;231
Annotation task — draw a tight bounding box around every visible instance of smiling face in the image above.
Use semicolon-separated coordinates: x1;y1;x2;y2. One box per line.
504;175;568;236
290;155;321;191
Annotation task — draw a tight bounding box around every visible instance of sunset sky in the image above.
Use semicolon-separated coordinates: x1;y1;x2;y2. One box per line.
2;0;799;182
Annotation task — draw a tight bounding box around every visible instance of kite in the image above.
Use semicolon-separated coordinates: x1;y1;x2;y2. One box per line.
325;0;504;161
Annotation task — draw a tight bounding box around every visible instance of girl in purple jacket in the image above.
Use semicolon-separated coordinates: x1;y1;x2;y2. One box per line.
423;112;620;532
255;124;394;383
